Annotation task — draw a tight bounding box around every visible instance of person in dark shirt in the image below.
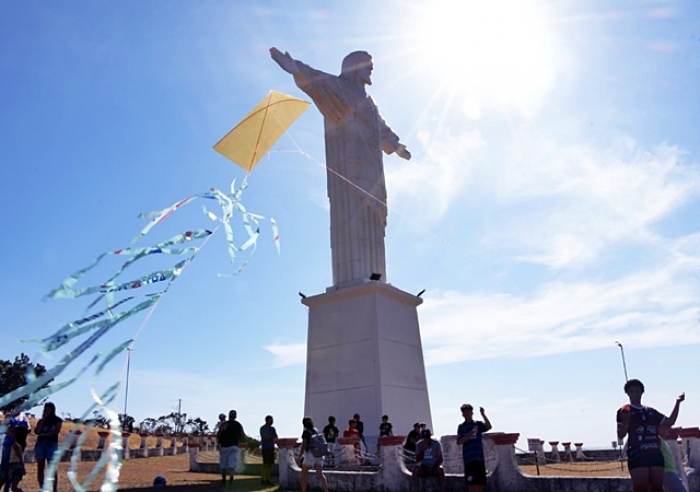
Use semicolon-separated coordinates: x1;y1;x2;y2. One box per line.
457;404;492;492
259;415;278;485
34;402;62;492
379;415;393;437
299;417;328;492
377;415;394;454
353;413;366;449
405;422;421;453
217;410;246;487
323;416;339;466
616;379;683;492
323;416;339;443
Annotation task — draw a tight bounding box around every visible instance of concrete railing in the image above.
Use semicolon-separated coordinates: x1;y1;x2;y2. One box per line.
272;431;700;492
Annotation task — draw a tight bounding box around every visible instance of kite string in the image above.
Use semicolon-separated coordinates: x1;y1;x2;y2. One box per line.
276;126;520;289
127;223;221;347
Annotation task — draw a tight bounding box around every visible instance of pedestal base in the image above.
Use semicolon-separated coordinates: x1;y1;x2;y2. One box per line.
301;281;432;440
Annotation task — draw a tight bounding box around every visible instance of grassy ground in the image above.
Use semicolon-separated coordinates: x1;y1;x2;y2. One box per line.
22;454;278;492
23;455;628;492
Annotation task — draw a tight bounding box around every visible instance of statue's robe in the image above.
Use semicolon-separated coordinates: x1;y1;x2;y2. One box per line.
292;63;400;286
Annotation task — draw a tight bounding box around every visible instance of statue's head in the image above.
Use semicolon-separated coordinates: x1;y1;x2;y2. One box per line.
341;51;373;86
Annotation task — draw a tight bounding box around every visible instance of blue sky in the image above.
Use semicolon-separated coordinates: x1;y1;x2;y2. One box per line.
1;0;699;448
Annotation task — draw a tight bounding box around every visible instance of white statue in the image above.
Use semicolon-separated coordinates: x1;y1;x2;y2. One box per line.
270;47;411;287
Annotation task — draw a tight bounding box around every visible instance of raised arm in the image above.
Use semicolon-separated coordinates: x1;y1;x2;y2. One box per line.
664;393;685;427
480;407;492;432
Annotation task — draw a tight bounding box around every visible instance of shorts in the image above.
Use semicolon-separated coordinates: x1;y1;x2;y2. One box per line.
219;445;239;471
628;449;664;470
262;448;275;465
301;451;324;468
464;460;487;485
34;441;58;461
8;462;25;482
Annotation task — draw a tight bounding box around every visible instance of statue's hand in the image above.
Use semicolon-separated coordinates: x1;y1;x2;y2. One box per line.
396;143;411;160
270;47;299;74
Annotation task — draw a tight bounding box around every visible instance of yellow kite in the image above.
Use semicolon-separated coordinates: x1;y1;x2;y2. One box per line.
213;90;311;172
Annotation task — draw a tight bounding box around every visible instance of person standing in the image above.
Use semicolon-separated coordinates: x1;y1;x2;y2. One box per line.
617;379;678;492
217;410;246;487
6;422;27;492
323;416;339;467
299;417;328;492
457;404;492;492
34;402;62;492
214;413;227;434
259;415;278;485
353;413;367;451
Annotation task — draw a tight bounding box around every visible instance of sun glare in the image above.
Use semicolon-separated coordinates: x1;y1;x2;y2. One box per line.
407;0;554;115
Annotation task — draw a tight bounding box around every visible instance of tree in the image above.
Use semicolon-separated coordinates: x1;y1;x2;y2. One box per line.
138;417;161;434
82;410;109;428
0;353;52;413
185;417;209;435
138;414;210;435
119;413;135;432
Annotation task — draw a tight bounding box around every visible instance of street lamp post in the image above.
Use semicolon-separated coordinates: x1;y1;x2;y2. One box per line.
124;348;134;417
614;341;628;382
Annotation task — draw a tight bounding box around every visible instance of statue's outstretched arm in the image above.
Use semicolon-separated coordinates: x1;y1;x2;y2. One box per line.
379;114;412;160
270;47;300;75
395;144;411;160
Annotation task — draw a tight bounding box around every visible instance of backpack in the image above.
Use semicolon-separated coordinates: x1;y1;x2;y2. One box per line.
309;431;328;458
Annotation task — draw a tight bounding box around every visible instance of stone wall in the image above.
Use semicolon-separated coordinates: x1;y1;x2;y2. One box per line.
267;430;700;492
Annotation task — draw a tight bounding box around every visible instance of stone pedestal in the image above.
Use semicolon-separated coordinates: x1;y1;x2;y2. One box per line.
139;433;149;458
549;441;560;462
155;433;164;456
336;436;361;468
70;430;83;450
97;431;110;450
562;442;573;462
302;281;432;438
536;440;547;465
121;432;131;460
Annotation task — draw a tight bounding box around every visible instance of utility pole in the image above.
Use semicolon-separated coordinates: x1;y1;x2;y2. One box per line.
124;348;134;417
614;341;628;382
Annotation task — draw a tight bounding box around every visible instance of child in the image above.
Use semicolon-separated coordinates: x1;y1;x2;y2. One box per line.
0;425;14;492
377;415;393;454
0;421;27;492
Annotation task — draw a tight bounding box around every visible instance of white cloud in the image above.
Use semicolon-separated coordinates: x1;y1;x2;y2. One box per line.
419;238;700;366
489;137;700;268
263;342;307;367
